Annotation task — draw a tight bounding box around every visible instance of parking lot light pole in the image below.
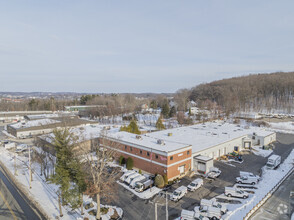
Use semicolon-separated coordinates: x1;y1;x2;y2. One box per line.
166;190;168;220
29;146;32;189
155;202;157;220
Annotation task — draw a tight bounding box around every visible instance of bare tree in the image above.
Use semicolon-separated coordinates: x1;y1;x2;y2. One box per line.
80;132;120;219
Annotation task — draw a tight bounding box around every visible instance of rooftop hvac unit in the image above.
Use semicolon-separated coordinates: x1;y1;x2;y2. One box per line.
253;132;256;136
136;135;142;140
157;139;165;145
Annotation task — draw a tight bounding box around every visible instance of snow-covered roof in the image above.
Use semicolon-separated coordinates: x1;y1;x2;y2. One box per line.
40;124;119;144
107;131;191;153
147;121;275;154
10;119;60;129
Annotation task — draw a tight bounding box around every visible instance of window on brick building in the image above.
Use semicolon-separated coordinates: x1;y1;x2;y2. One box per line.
155;155;158;159
130;147;133;151
147;152;150;156
140;150;142;154
187;151;190;155
170;156;173;160
125;145;127;150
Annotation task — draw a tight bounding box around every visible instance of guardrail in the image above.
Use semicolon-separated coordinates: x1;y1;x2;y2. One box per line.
243;166;294;220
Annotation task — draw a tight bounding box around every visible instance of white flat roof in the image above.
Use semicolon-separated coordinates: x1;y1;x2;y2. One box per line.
10;119;60;129
40;124;119;144
107;131;191;153
147;121;275;154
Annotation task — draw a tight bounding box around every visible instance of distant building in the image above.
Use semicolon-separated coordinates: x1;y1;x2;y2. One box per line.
6;117;96;138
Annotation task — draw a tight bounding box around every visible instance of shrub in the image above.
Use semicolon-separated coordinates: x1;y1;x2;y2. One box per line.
154;174;165;188
126;157;134;170
139;169;142;174
163;174;168;186
119;156;125;165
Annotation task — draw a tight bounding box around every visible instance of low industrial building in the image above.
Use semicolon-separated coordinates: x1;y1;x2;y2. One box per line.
103;132;192;180
6;117;96;138
0;111;53;123
36;121;276;181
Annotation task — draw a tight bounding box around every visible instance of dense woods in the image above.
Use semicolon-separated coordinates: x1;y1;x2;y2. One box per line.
189;72;294;114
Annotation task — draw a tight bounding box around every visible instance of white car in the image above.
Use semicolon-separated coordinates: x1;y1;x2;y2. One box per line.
187;178;203;191
207;167;221;179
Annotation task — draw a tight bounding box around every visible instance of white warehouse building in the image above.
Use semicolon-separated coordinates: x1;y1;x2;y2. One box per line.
147;121;276;173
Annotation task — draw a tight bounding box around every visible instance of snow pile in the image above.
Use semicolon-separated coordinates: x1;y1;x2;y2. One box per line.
224;149;294;220
251;146;273;157
117;181;162;199
80;196;123;220
0;148;123;220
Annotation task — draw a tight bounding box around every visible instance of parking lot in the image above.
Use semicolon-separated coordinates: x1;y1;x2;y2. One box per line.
111;132;294;220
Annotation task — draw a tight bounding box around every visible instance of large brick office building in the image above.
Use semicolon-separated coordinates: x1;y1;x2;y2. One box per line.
103;132;192;180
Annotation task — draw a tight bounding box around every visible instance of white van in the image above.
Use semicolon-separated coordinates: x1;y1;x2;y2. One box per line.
225;187;249;199
266;154;281;169
236;175;259;185
120;171;135;182
171;186;187;202
125;173;141;185
200;199;228;214
180;209;209;220
194;205;222;220
129;175;146;188
187;178;203;191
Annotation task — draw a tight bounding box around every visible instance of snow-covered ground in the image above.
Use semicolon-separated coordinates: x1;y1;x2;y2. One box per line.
0;147;123;220
269;122;294;134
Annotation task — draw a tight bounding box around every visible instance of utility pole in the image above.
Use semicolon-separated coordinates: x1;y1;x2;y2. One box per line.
155;203;157;220
166;190;168;220
29;146;32;189
14;153;17;176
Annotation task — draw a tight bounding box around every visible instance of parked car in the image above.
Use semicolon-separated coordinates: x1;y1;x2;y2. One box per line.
187;178;203;191
266;154;281;169
135;179;154;192
239;171;260;179
225;187;249;199
194;205;222;220
120;171;135;182
200;199;228;215
207;167;221;179
171;186;187;202
180;209;209;220
125;173;141;185
236;175;259;185
15;144;28;153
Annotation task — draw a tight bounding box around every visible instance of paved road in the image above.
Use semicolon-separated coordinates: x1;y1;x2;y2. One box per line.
0;164;45;219
250;170;294;220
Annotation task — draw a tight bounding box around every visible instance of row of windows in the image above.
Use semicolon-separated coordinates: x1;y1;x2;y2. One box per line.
124;145;190;161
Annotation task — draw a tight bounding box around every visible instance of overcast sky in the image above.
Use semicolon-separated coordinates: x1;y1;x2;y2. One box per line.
1;1;294;93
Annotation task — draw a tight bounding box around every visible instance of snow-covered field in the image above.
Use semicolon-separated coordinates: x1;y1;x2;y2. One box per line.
0;148;123;220
269;122;294;134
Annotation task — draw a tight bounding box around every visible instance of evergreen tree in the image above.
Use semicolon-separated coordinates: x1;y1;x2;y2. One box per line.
150;100;158;109
50;128;74;205
156;117;165;130
161;102;170;118
120;120;141;134
169;106;177;117
49;128;86;209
